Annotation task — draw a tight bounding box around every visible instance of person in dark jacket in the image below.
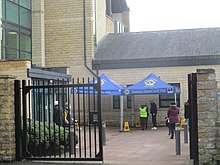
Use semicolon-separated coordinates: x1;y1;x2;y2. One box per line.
150;100;157;129
53;101;63;126
167;102;179;139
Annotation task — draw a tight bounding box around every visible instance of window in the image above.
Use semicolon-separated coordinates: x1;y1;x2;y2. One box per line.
20;7;31;28
5;30;19;59
113;96;120;109
2;0;32;60
20;0;31;9
127;84;133;109
159;83;180;108
20;34;31;52
6;1;19;24
127;95;132;109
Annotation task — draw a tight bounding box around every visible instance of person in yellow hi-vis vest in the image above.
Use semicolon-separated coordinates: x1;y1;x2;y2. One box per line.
63;102;78;128
63;102;72;126
139;104;148;130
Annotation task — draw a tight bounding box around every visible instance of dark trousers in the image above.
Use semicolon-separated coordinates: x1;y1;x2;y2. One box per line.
170;123;176;138
152;114;157;127
167;124;171;135
146;118;148;129
140;117;147;130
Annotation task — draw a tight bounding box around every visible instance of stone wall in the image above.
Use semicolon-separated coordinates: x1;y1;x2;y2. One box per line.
216;81;220;163
0;60;31;80
0;75;16;161
196;69;220;165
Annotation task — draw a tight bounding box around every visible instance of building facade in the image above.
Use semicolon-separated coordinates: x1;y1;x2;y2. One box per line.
2;0;219;127
93;28;220;126
0;0;130;126
0;0;129;79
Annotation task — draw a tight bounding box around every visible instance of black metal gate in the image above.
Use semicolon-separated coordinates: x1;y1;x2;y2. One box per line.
15;77;103;161
188;73;198;165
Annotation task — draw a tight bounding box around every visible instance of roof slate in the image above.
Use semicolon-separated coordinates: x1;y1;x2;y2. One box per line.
94;27;220;61
111;0;129;13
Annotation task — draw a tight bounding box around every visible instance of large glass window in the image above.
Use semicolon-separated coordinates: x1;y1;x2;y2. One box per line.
7;30;19;49
9;0;18;3
20;33;31;52
159;83;180;108
20;7;31;28
6;1;18;24
2;0;32;60
20;0;31;9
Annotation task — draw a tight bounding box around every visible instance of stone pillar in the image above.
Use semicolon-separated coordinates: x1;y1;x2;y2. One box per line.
0;75;16;161
216;82;220;163
196;69;219;164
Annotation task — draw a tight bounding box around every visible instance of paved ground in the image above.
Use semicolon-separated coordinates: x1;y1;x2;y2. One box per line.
104;127;192;165
1;127;193;165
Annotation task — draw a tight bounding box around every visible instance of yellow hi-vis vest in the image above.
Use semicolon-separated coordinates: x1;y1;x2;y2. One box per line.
139;107;148;118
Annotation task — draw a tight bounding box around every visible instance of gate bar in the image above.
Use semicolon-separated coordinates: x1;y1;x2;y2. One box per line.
15;80;22;161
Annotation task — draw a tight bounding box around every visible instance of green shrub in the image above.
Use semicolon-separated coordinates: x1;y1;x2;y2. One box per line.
27;121;78;156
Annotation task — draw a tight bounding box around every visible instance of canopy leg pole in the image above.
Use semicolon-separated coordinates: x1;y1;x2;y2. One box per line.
174;93;177;104
131;95;134;127
120;96;124;132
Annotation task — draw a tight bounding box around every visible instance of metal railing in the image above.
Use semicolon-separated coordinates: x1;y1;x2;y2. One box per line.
15;77;103;161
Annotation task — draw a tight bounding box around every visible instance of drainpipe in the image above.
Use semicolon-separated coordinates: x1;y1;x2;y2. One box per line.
83;0;97;77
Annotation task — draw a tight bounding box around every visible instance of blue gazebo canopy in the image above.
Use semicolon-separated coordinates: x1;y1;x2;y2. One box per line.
126;73;177;95
74;74;125;96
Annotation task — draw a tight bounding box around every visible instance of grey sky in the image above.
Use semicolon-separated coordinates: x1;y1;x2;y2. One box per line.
126;0;220;32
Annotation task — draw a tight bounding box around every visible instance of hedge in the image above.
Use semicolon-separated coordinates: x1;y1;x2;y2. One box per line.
27;121;78;156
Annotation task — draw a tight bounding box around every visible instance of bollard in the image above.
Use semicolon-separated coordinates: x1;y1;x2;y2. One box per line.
102;122;106;146
70;127;75;154
175;123;181;155
183;121;188;144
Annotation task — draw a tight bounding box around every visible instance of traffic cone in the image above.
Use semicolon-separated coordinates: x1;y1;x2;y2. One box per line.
124;121;130;132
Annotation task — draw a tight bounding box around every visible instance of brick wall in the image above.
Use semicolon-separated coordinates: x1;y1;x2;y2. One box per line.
32;0;45;67
0;75;16;161
106;15;115;33
44;0;95;78
96;0;107;43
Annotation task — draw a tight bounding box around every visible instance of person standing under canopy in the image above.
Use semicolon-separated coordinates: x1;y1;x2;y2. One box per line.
139;104;148;130
150;100;157;130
